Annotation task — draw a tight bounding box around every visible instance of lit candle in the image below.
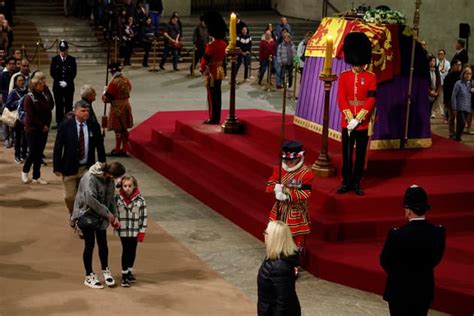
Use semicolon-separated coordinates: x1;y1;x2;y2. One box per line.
229;13;237;48
322;35;333;76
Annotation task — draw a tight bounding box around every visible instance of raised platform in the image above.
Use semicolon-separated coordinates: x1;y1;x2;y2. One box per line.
129;109;474;316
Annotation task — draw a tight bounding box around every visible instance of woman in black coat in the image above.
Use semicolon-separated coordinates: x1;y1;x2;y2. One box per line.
257;220;301;316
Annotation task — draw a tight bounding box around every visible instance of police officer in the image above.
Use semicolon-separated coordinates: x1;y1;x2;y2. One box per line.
50;40;77;127
380;185;446;316
336;32;377;196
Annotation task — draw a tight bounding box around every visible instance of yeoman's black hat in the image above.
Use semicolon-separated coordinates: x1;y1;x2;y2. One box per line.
281;140;304;160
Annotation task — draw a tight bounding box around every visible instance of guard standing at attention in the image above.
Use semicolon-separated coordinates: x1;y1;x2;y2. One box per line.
200;11;227;124
50;40;77;127
336;32;377;196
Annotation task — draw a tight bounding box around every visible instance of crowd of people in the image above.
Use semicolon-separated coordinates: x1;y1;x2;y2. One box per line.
0;5;470;314
425;38;473;142
0;25;146;289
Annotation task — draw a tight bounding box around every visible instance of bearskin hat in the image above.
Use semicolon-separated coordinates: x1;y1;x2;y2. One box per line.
343;32;372;66
203;11;227;40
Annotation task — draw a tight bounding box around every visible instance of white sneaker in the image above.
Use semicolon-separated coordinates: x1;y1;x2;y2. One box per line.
84;273;104;289
21;172;29;184
102;267;115;287
32;178;48;185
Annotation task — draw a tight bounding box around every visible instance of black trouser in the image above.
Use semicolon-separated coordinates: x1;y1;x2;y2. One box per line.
23;131;48;179
142;41;151;65
14;122;28;159
160;43;178;69
341;128;369;186
120;237;138;271
53;86;74;125
123;41;134;65
455;110;469;141
258;59;273;84
236;54;250;80
206;79;222;123
388;301;430;316
190;45;205;73
82;228;108;275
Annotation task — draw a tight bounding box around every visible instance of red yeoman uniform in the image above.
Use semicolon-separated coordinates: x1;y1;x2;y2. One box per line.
266;165;313;238
337;68;376;130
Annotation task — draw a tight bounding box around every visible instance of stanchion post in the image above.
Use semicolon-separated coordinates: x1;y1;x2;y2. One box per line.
21;43;26;59
312;73;337;177
191;45;196;76
222;47;244;134
36;41;41;71
149;40;159;72
113;36;118;63
264;54;274;92
292;62;299;101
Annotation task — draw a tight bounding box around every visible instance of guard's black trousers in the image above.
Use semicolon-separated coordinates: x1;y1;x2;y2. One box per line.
53;86;74;125
341;128;369;186
206;79;222;124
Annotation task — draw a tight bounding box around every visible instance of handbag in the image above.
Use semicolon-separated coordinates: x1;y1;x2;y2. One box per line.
1;107;17;127
77;211;103;230
171;40;183;50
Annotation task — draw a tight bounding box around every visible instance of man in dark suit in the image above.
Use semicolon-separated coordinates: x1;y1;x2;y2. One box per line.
380;185;446;316
53;100;106;223
50;40;77;127
451;38;469;66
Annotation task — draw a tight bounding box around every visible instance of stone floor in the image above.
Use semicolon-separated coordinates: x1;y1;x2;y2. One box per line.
23;61;466;315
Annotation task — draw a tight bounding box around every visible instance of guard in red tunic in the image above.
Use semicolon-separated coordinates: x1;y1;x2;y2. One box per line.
266;141;314;249
337;32;376;196
102;62;133;157
200;11;227;124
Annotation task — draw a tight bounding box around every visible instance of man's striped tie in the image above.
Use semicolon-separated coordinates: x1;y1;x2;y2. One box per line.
79;123;85;160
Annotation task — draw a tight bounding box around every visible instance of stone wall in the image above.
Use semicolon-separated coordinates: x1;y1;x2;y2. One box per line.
162;0;191;17
271;0;474;63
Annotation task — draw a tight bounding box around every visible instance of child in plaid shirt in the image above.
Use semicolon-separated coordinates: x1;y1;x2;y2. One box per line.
115;175;148;287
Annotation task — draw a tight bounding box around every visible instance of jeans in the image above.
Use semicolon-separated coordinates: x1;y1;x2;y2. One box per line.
258;59;274;84
277;63;294;88
455;110;469;141
236;54;250;79
160;43;178;70
150;12;161;35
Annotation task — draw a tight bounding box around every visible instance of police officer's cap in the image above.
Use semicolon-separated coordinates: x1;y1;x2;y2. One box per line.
343;32;372;66
59;40;69;51
403;184;431;215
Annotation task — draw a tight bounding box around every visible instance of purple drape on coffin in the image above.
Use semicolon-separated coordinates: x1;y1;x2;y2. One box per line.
295;56;431;142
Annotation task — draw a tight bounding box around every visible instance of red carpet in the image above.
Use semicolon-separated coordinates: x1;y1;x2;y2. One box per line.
129;109;474;316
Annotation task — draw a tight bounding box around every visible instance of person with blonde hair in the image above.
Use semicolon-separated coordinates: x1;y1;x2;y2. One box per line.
21;71;54;184
257;220;301;316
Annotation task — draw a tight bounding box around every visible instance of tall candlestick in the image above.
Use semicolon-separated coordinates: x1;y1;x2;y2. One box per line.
322;35;333;76
229;13;237;48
